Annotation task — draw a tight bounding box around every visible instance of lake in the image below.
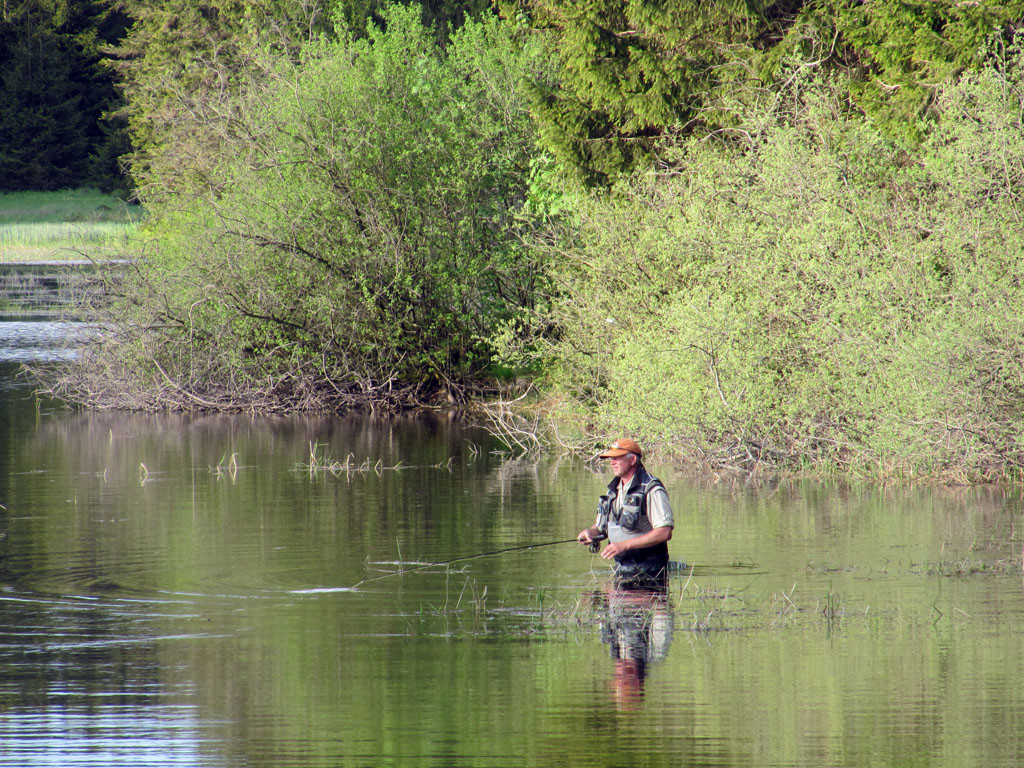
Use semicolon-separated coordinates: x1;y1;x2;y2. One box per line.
1;320;1023;767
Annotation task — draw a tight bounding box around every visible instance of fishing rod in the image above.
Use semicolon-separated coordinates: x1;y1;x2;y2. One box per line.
350;538;584;589
347;538;762;590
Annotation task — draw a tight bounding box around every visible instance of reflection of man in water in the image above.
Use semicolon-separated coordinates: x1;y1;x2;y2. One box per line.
577;438;674;588
595;585;674;708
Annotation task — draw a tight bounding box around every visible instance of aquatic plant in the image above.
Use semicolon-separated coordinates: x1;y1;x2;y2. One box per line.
296;440;456;476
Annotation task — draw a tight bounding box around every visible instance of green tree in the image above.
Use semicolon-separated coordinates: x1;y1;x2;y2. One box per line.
110;0;497;198
509;0;796;186
331;0;494;41
526;59;1024;479
510;0;1024;185
784;0;1024;143
0;26;88;188
107;0;326;199
61;6;549;410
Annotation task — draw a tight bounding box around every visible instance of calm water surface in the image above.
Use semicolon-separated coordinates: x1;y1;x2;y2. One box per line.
1;323;1024;767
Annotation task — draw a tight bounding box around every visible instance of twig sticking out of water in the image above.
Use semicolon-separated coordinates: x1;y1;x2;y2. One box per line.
819;583;844;626
298;441;456;477
770;583;798;628
214;452;239;480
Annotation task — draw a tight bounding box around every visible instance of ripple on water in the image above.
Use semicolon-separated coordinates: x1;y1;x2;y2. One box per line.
0;320;94;365
0;707;224;767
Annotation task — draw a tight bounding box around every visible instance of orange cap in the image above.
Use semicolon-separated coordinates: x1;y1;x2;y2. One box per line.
599;439;642;458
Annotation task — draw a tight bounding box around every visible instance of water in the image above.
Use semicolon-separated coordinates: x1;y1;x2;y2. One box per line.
1;322;1024;767
0;320;87;364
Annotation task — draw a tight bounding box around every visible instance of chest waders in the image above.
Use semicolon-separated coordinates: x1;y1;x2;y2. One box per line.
596;466;669;586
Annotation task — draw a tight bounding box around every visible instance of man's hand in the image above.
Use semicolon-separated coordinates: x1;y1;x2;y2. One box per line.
600;541;626;559
578;527;606;553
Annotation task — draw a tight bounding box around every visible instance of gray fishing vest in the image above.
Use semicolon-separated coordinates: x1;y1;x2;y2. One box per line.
596;466;668;566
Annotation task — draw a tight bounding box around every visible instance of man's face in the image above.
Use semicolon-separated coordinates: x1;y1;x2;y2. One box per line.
608;453;637;479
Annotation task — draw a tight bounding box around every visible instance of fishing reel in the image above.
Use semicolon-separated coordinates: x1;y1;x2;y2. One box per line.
587;533;607;554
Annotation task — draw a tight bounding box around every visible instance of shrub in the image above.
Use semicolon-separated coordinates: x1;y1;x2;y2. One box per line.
537;59;1024;480
55;6;548;411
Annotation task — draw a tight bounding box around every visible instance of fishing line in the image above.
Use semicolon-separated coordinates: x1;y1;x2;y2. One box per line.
346;539;762;590
349;538;581;589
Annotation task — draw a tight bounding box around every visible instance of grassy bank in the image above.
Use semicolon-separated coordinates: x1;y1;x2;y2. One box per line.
0;189;140;262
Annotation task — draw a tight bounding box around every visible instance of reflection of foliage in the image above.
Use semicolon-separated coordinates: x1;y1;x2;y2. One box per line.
7;402;1024;765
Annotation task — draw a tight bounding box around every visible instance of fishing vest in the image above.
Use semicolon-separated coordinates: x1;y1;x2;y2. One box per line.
596;465;669;572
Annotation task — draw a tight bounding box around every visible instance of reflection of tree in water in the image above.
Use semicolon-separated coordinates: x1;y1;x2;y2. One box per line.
589;584;673;709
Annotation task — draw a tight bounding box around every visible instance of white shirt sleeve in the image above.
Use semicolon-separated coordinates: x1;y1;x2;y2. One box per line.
647;486;673;528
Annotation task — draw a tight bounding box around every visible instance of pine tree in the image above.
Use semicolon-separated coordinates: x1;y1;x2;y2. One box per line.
0;23;89;189
818;0;1024;142
0;0;129;191
514;0;796;186
514;0;1024;185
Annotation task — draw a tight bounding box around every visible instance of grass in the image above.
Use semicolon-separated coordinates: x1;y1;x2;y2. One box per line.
0;189;141;262
925;556;1019;577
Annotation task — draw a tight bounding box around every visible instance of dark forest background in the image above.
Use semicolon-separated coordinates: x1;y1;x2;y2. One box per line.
0;1;130;191
0;0;490;193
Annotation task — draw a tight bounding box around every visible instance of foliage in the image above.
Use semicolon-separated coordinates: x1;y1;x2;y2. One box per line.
505;0;796;187
330;0;494;41
58;6;548;411
111;0;497;197
786;0;1024;144
0;25;89;188
533;58;1024;480
508;0;1024;186
108;0;330;200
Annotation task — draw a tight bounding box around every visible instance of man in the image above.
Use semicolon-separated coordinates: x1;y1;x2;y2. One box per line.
577;438;674;587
